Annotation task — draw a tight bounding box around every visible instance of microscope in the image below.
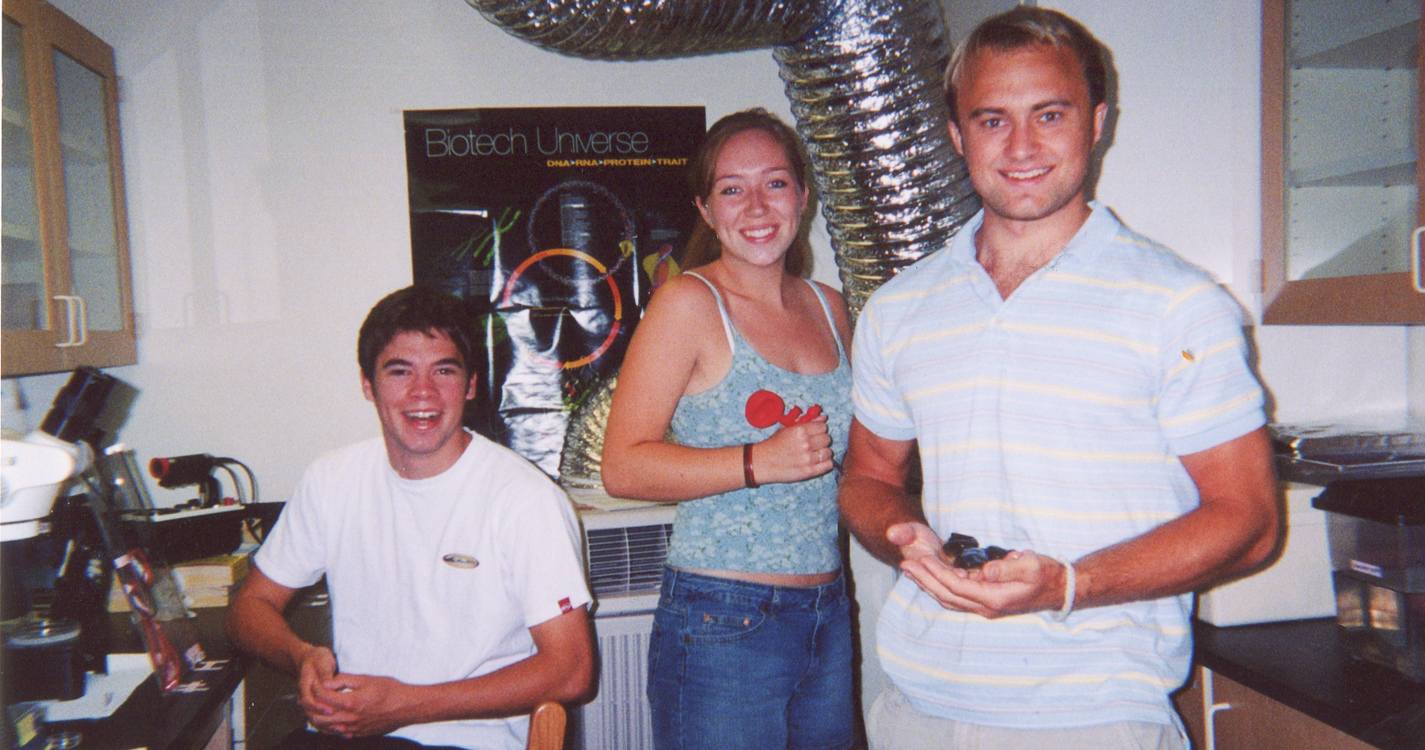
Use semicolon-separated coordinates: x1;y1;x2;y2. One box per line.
1;368;117;704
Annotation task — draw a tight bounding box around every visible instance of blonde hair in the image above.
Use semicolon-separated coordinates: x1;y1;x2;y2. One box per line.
945;6;1108;124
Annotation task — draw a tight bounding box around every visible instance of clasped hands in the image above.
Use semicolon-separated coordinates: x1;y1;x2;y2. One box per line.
754;415;835;484
298;646;414;738
888;522;1069;619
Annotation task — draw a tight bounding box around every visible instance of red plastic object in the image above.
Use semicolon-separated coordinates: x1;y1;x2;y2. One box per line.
745;390;785;428
745;389;824;428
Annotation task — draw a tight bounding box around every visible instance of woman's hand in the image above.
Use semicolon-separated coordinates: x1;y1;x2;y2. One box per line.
751;415;835;484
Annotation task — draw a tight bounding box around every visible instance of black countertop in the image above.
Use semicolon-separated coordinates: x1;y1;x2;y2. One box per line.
43;610;247;750
1193;617;1425;749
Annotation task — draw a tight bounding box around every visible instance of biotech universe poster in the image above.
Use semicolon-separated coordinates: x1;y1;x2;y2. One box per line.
404;106;705;476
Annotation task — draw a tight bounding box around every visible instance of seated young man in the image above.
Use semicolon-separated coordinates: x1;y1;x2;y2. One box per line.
227;285;594;750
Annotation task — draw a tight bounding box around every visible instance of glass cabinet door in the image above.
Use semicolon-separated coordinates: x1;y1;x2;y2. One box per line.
54;48;124;337
0;0;135;375
3;17;51;334
1263;0;1425;323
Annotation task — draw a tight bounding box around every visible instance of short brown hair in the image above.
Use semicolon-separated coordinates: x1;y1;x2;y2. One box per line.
944;6;1108;124
357;286;476;383
681;108;814;276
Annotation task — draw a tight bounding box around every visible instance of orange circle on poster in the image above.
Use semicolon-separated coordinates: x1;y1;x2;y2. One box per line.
499;248;623;369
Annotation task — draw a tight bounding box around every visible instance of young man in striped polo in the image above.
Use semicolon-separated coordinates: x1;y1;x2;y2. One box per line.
838;7;1279;750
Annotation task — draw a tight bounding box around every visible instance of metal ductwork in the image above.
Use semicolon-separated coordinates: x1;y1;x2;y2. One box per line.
464;0;980;316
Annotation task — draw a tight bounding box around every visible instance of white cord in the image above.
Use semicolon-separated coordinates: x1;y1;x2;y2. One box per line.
1052;555;1076;622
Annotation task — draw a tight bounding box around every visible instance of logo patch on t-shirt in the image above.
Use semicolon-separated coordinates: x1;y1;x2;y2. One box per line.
442;553;479;569
559;597;573;613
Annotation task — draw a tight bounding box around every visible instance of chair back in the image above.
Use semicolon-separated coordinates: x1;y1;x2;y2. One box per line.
527;701;566;750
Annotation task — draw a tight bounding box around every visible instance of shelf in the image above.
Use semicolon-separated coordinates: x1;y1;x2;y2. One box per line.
2;220;37;242
1291;146;1416;186
68;243;116;260
1;102;27;127
1;282;43;331
1300;239;1413;279
1291;1;1420;68
2;252;42;272
1294;19;1418;68
59;131;106;161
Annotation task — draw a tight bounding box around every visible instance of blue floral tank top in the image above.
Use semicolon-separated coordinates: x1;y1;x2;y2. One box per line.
666;272;852;575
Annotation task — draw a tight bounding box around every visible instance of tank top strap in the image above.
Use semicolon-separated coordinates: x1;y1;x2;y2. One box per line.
802;279;846;362
683;271;736;353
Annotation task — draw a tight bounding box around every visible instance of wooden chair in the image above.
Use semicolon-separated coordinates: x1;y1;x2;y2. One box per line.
527;701;567;750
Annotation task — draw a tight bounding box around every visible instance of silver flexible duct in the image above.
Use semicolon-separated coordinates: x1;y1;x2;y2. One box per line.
464;0;824;59
775;0;979;312
465;0;980;316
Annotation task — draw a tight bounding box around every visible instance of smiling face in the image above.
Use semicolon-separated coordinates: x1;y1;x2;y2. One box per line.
361;329;477;480
695;128;809;270
949;43;1106;230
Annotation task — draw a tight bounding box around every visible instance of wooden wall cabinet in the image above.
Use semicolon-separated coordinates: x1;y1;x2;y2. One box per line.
2;0;135;375
1262;0;1425;324
1174;665;1376;750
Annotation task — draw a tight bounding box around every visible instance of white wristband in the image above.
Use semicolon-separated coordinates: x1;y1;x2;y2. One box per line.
1052;556;1076;622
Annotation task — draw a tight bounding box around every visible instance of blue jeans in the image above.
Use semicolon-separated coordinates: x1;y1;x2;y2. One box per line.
647;567;856;750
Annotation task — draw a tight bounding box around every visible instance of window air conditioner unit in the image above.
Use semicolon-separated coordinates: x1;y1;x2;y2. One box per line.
569;491;675;750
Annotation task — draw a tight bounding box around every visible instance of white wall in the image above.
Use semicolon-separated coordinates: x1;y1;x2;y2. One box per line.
17;0;796;504
10;0;1413;499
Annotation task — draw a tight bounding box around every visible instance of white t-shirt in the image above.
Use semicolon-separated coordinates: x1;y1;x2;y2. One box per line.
255;430;592;750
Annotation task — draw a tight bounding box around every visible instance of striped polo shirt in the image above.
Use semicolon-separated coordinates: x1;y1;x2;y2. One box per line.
852;204;1265;729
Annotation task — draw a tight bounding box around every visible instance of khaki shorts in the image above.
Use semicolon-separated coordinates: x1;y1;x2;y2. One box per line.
866;686;1189;750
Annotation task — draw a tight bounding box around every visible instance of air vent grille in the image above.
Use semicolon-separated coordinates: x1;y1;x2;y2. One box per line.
586;523;673;599
580;618;655;748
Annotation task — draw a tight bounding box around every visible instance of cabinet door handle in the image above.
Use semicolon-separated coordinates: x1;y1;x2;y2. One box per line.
53;296;79;347
1202;668;1232;750
1413;226;1425;293
52;296;89;348
71;295;87;346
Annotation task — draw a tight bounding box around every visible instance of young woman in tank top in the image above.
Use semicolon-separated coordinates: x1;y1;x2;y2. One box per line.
602;109;856;750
